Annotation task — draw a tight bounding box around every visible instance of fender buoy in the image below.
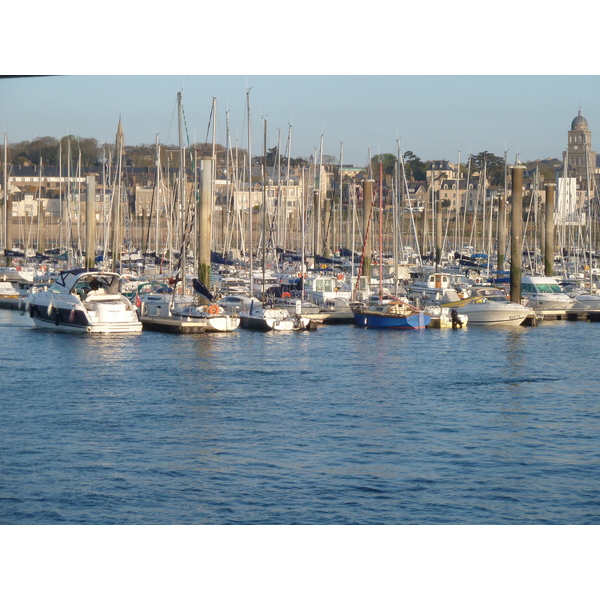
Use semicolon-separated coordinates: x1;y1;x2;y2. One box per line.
142;303;149;316
69;309;76;323
29;304;35;318
208;304;219;315
282;292;291;298
54;311;60;326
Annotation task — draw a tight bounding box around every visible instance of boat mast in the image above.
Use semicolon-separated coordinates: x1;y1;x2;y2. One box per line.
283;124;292;256
247;89;254;298
338;141;343;260
2;133;7;255
378;160;384;299
262;118;267;300
585;143;593;293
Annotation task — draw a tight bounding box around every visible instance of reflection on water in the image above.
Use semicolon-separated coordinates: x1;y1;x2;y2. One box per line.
2;309;600;525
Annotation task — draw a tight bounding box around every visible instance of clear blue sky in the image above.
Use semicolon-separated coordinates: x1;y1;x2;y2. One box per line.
2;74;598;167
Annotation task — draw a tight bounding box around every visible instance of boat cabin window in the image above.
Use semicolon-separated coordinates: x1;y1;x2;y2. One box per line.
536;283;562;293
315;279;334;292
523;282;562;294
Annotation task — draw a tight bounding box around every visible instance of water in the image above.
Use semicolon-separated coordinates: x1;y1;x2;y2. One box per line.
1;308;600;525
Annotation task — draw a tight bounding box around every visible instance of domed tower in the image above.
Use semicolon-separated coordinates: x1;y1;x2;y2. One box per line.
562;109;596;183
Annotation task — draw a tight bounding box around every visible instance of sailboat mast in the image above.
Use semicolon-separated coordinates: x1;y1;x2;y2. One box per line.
339;142;344;257
247;90;254;298
177;91;186;293
379;160;384;299
283;124;292;255
3;133;7;254
262;118;267;300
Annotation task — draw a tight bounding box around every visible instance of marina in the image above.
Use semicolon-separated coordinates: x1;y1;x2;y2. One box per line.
2;74;600;597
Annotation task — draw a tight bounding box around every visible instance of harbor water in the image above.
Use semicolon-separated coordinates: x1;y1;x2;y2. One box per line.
1;308;599;526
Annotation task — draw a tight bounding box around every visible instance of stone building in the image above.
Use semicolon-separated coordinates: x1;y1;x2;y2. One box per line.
562;109;598;184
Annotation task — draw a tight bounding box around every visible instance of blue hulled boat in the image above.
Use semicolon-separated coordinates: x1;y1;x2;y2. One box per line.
351;301;431;329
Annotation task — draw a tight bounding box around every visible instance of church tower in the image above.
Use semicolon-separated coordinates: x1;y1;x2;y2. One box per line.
562;109;596;183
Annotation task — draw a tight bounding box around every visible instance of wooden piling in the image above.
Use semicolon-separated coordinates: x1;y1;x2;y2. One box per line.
363;179;374;277
510;165;525;304
197;158;213;289
497;192;507;272
544;182;556;277
313;190;320;262
85;175;96;270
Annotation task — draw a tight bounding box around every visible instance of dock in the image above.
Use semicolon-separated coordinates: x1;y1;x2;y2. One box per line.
566;309;600;322
309;311;355;325
0;298;21;311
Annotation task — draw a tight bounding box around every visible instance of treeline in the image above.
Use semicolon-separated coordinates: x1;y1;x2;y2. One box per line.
7;136;321;171
6;136;241;170
7;136;556;184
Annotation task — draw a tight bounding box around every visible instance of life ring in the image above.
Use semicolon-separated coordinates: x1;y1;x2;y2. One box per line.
337;273;344;281
208;304;219;315
282;292;291;298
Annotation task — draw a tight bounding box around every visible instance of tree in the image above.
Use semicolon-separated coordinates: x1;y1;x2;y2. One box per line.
470;151;505;186
403;151;427;181
371;153;397;177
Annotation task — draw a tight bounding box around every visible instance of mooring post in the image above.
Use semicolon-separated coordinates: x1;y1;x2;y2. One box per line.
544;182;556;277
198;158;213;289
510;165;525;304
85;175;96;270
362;179;374;278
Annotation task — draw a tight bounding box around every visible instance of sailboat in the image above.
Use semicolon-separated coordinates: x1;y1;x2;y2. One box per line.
238;116;314;332
351;161;431;329
139;93;240;334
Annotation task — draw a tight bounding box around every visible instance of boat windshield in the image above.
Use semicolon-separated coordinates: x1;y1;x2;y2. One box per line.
48;283;65;294
535;283;563;293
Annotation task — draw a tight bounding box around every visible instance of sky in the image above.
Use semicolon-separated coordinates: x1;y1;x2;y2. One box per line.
2;3;599;169
3;74;598;167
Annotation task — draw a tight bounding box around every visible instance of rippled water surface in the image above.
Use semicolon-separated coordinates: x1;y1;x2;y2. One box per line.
1;309;599;524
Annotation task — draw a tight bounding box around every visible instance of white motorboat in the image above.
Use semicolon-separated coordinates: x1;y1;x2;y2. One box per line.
408;271;457;302
521;276;576;311
303;274;352;306
441;288;530;326
218;295;263;314
274;295;321;315
170;303;240;332
240;306;312;331
568;288;600;310
138;278;240;333
24;269;142;333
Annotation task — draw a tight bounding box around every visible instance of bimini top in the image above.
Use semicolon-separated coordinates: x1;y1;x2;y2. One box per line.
51;269;121;295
